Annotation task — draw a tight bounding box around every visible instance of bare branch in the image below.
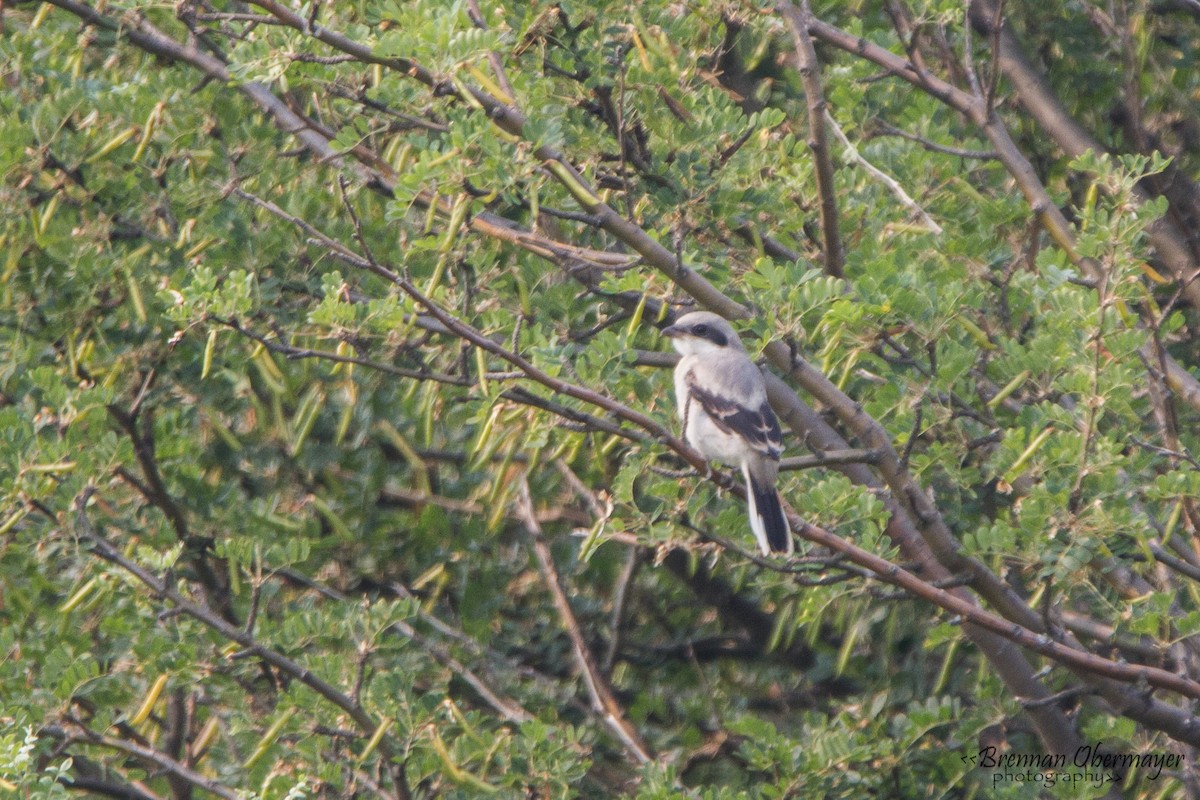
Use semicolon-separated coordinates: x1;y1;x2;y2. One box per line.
1151;544;1200;585
602;546;641;674
778;0;845;277
790;513;1200;701
215;317;478;386
60;723;242;800
515;478;654;764
779;448;881;471
825;110;943;234
868;120;999;160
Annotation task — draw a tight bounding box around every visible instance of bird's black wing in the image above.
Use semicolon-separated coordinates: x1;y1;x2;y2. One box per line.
684;369;783;460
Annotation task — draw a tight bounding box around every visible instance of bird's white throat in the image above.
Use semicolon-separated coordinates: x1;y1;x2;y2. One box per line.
670;337;726;358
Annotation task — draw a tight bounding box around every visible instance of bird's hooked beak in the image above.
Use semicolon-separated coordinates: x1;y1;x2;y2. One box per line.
660;324;683;338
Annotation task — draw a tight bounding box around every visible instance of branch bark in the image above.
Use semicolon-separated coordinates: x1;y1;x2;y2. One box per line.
778;0;845;277
58;725;242;800
515;479;654;764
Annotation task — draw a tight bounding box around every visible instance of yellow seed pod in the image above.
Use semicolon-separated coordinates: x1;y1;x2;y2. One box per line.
129;674;169;726
85;125;140;164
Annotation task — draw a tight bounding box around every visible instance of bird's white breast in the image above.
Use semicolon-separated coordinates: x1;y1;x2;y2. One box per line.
674;355;749;467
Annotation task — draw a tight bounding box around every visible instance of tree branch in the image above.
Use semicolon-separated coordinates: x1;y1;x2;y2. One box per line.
515;478;654;764
57;723;241;800
824;110;943;234
778;0;845;277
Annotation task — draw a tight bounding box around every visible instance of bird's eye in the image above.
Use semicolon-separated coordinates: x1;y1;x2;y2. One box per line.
693;324;708;336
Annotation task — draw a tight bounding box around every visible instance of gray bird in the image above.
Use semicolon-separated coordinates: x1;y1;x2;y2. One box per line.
661;311;793;555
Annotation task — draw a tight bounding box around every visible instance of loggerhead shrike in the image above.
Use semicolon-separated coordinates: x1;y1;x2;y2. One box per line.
661;311;793;555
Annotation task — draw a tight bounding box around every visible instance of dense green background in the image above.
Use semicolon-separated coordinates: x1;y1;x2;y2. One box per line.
2;1;1199;797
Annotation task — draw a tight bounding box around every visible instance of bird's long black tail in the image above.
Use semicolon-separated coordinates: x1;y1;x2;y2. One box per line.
743;465;793;556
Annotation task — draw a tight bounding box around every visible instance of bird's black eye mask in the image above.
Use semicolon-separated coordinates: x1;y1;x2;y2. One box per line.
693;324;727;347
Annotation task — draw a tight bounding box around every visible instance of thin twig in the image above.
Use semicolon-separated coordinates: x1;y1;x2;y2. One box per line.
385;581;593;712
392;617;534;724
289;52;357;64
215;317;478;386
1132;429;1200;470
869;120;998;160
681;519;867;583
825;111;943;234
255;568;537;724
64;722;242;800
983;0;1005;113
515;478;654;764
193;11;281;24
501;387;650;443
1021;684;1089;710
961;0;985;99
779;448;881;470
778;0;845;277
602;546;641;673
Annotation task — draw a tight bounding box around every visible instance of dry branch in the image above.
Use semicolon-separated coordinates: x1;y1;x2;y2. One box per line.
515;479;654;764
778;0;845;277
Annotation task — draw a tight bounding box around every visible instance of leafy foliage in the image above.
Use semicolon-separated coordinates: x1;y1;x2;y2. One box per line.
2;0;1199;798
